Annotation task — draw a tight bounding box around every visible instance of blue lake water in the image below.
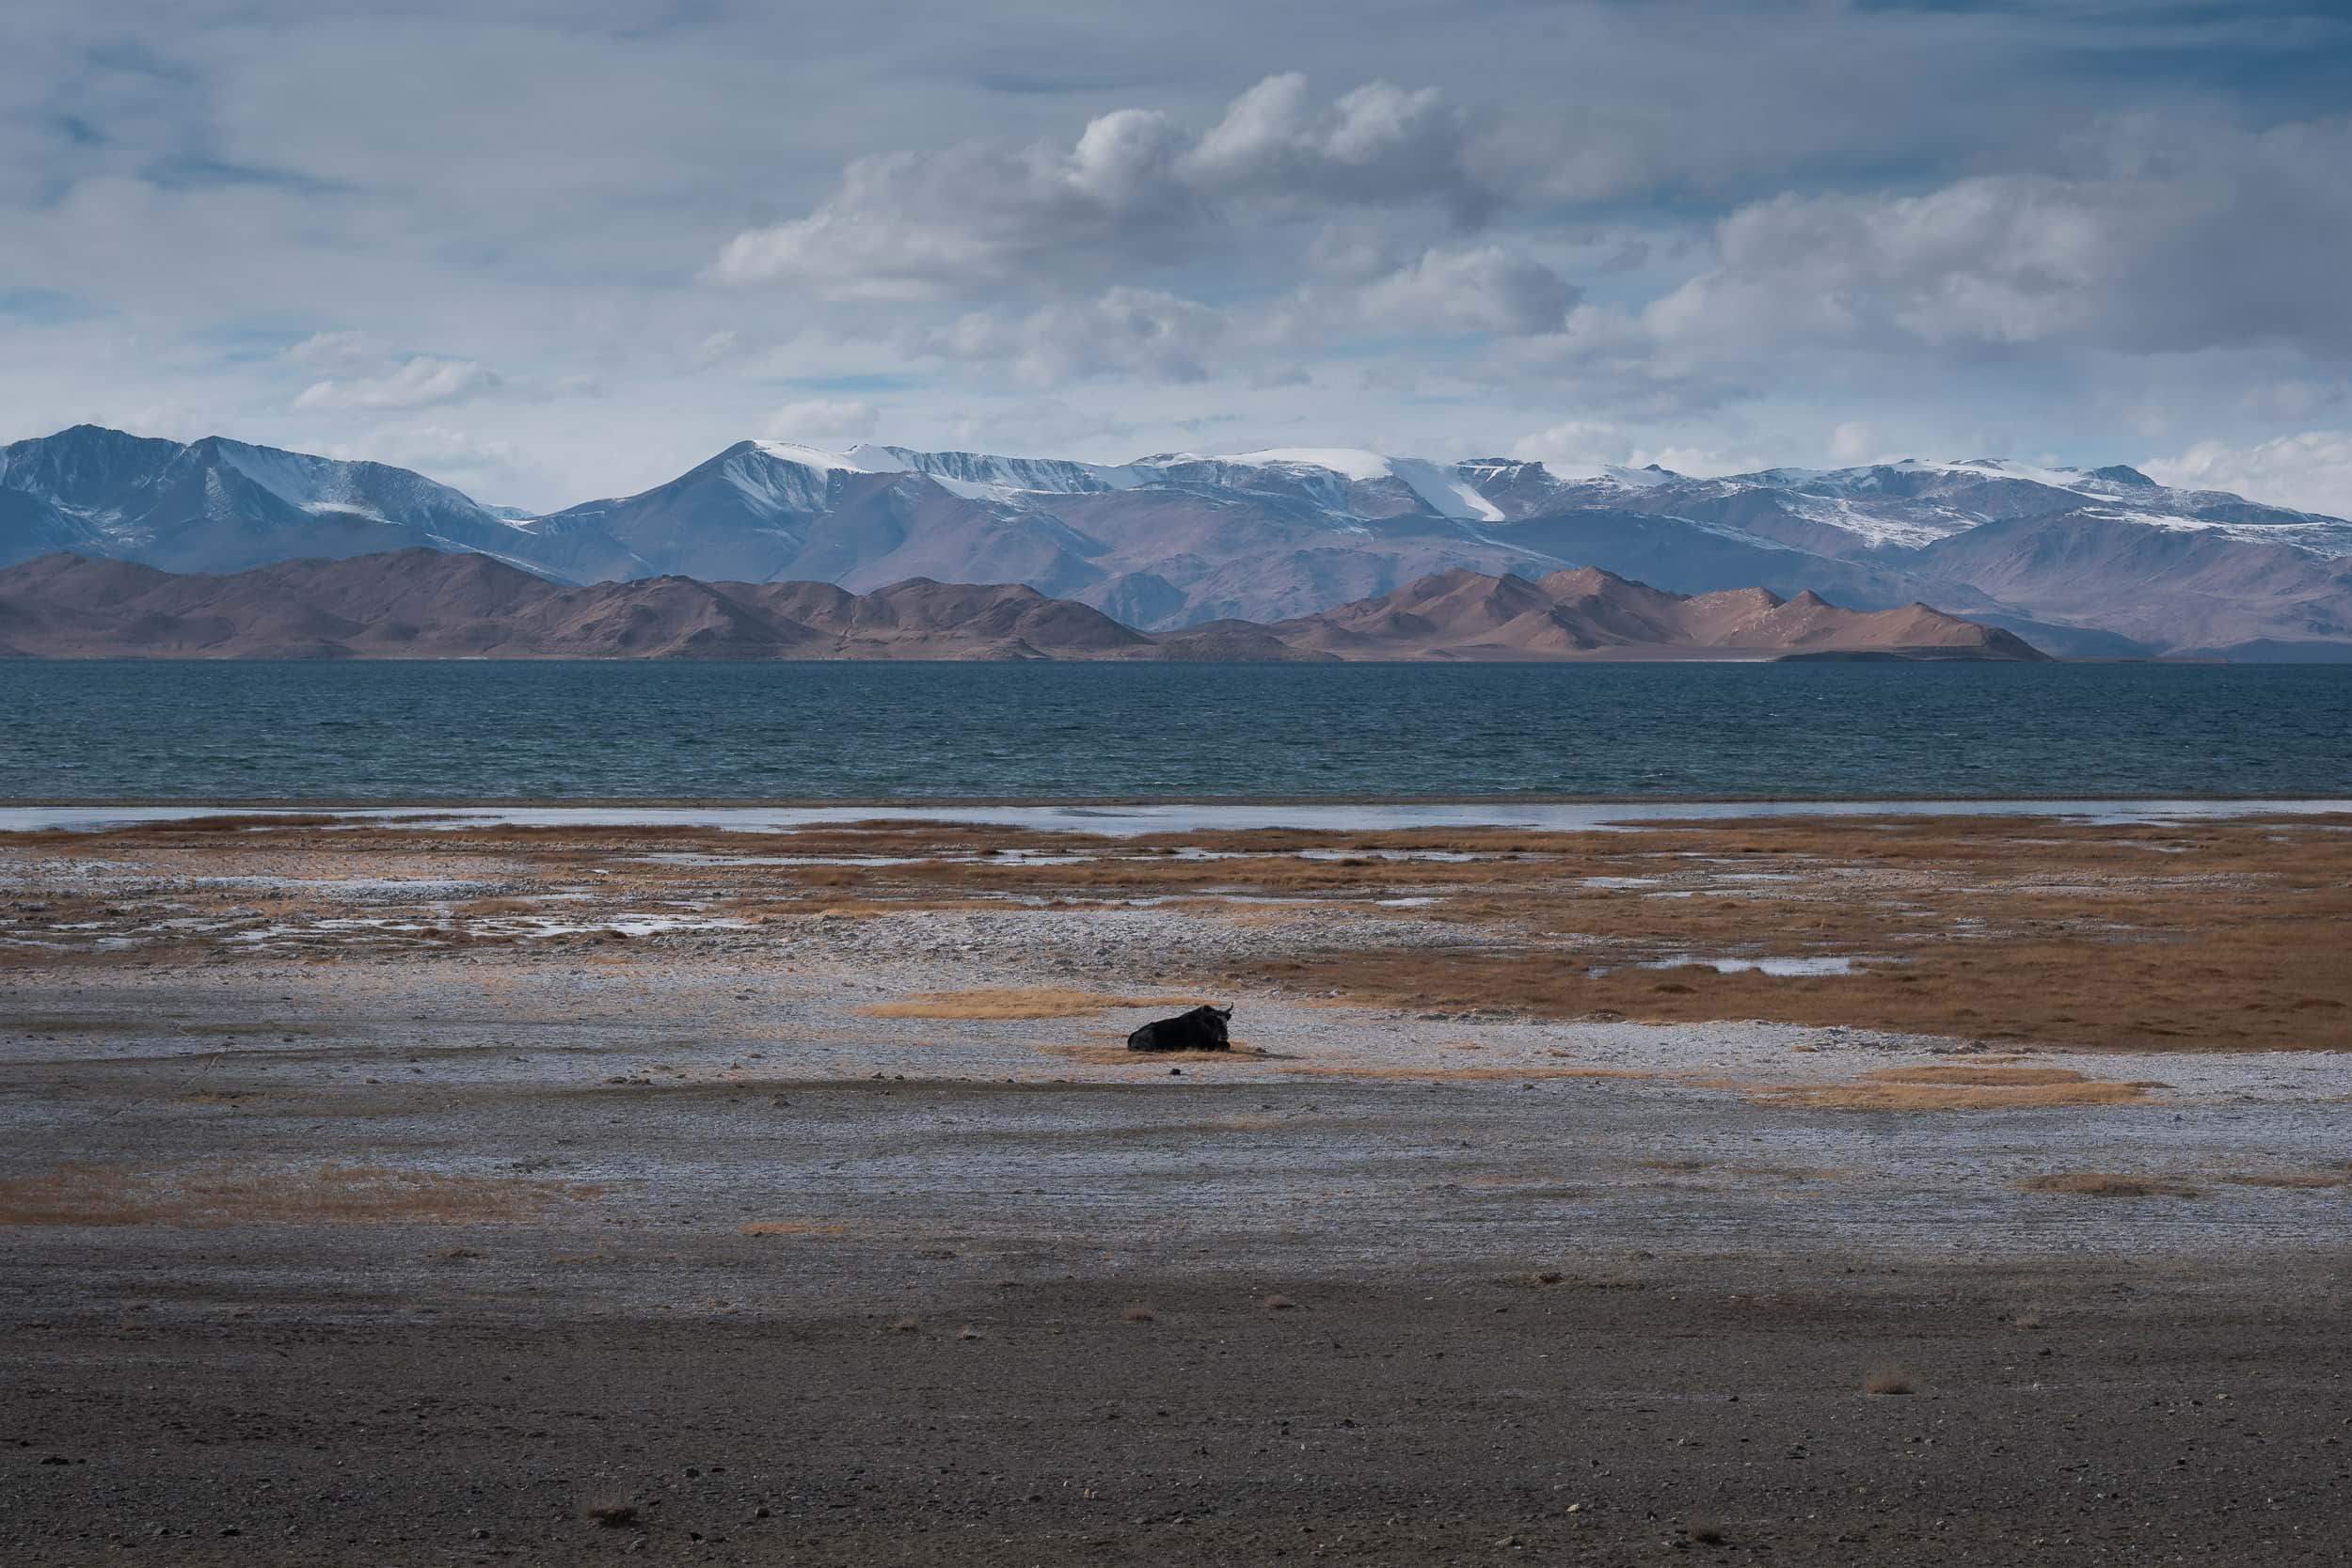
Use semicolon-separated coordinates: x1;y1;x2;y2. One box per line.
3;659;2348;801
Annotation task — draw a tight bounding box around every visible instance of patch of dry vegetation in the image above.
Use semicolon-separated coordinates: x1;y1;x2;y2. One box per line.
1235;815;2352;1053
2019;1172;2203;1198
2219;1170;2349;1190
1865;1065;2091;1086
0;1162;600;1227
24;814;2350;1061
861;987;1204;1020
1753;1067;2158;1111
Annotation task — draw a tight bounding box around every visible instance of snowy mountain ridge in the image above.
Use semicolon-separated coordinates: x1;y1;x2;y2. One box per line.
8;423;2352;657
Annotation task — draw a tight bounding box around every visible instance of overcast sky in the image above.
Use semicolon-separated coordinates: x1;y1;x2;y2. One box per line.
4;0;2351;514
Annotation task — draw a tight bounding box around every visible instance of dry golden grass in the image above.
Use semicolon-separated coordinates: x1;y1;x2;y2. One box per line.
1865;1065;2091;1086
2219;1171;2349;1190
1748;1066;2158;1112
1231;816;2352;1053
0;1162;599;1227
860;987;1205;1020
28;813;2350;1057
737;1219;849;1237
2019;1172;2203;1198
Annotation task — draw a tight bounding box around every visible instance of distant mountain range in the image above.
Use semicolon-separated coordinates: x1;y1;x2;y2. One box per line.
0;550;2041;662
5;424;2349;658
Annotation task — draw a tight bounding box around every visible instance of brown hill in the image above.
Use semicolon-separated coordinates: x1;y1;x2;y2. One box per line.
0;551;2044;661
1272;566;2047;660
0;550;1154;661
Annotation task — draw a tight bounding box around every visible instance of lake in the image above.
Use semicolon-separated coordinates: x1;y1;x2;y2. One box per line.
4;659;2348;800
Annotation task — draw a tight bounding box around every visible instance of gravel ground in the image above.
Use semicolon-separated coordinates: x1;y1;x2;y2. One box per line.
5;816;2350;1564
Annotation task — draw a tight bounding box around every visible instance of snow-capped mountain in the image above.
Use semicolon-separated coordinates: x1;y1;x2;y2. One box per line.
0;424;541;576
1584;456;2352;559
8;423;2351;657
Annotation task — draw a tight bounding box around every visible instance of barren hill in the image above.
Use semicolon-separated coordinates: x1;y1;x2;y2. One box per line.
0;551;2043;661
0;550;1154;661
1270;566;2046;661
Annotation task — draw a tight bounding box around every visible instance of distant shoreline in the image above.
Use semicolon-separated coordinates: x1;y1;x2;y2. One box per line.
4;792;2347;808
7;797;2348;838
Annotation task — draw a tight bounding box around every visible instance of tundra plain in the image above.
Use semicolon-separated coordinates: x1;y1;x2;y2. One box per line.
4;808;2349;1564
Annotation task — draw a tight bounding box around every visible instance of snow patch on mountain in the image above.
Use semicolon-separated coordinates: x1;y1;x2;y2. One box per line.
2074;507;2352;553
1197;448;1504;521
857;446;1148;496
748;440;894;475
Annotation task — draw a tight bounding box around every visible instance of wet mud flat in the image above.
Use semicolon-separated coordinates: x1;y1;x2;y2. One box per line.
4;810;2350;1563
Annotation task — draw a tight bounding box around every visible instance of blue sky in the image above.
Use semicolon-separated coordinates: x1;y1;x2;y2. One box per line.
3;0;2350;514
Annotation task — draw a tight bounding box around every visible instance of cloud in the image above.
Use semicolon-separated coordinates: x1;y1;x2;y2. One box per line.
1180;75;1485;218
2143;430;2352;518
320;423;539;501
1828;420;1876;465
762;397;880;441
293;356;502;411
921;288;1241;385
708;73;1497;299
688;329;743;368
904;245;1576;389
279;330;382;371
1509;419;1629;477
1543;116;2352;373
9;2;2352;503
1355;245;1577;337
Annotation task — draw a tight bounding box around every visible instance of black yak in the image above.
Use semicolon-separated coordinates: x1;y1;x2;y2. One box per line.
1125;1004;1233;1053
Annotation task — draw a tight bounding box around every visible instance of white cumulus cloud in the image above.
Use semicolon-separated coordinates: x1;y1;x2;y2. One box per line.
707;74;1497;300
2144;431;2352;518
294;356;502;412
1355;245;1577;337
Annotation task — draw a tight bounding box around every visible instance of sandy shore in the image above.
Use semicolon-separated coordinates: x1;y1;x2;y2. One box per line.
4;808;2348;1562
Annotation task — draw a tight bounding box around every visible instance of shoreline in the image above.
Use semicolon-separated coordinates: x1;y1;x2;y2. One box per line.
6;788;2349;807
6;794;2350;836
